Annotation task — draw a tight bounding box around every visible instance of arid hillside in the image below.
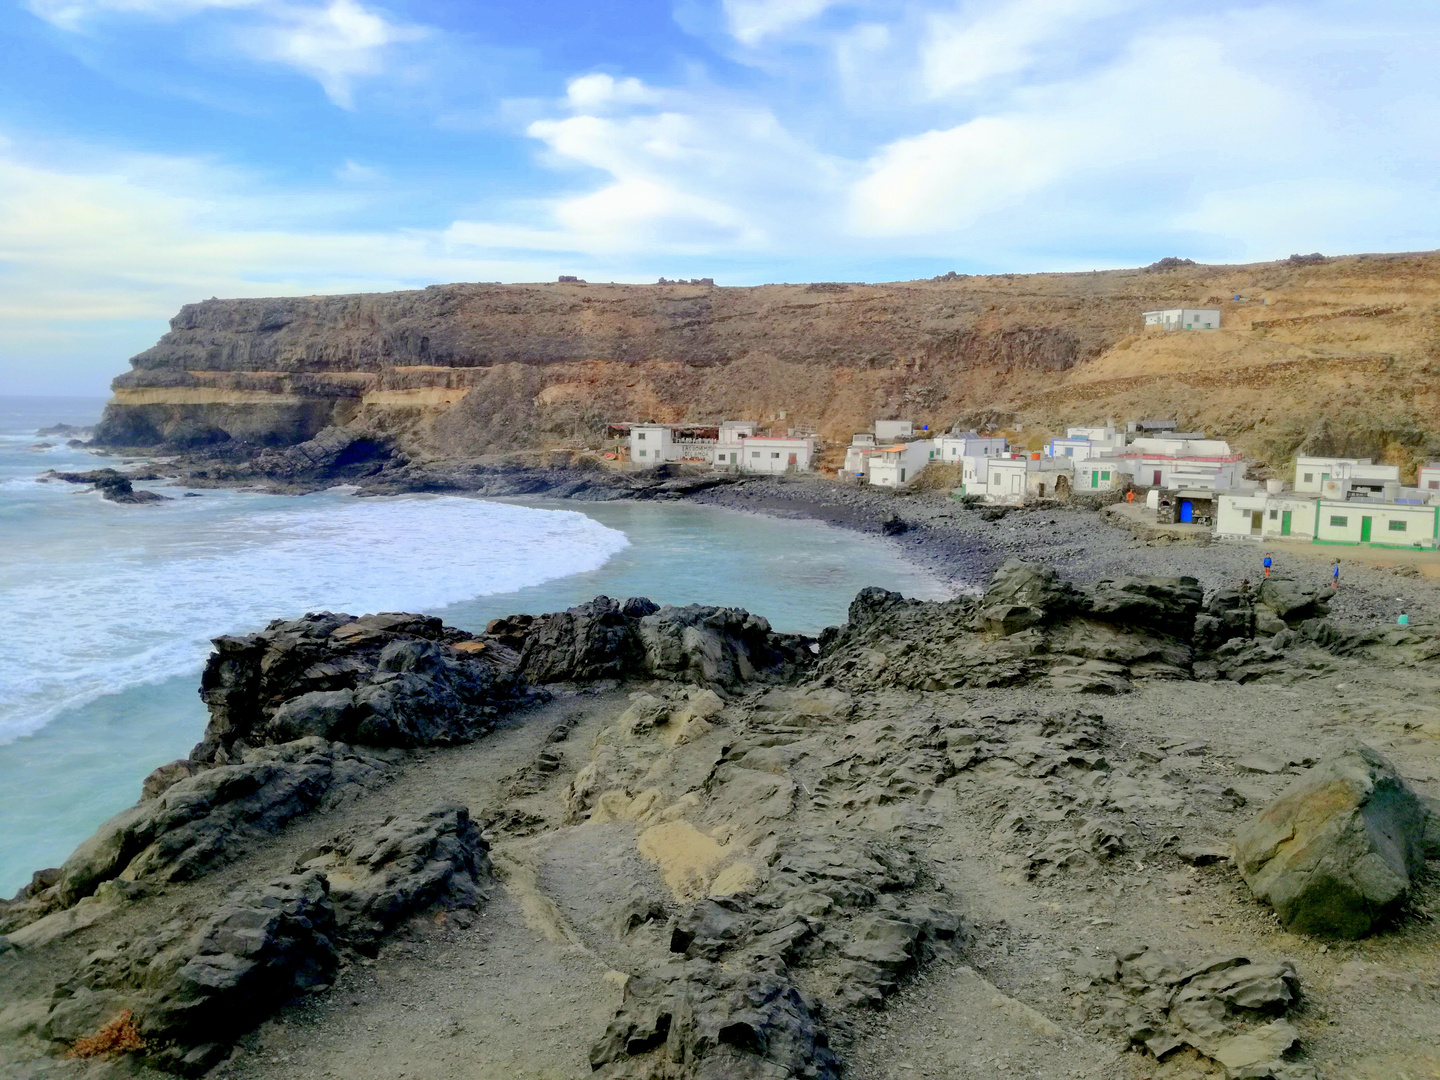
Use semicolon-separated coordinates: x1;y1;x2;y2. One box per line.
94;252;1440;475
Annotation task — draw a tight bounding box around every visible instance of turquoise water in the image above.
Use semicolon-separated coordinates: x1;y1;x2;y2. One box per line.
0;397;947;895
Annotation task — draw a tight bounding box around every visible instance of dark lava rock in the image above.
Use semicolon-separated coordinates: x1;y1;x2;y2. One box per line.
195;610;532;764
48;739;387;911
48;467;171;503
252;425;390;482
298;803;490;944
508;595;814;691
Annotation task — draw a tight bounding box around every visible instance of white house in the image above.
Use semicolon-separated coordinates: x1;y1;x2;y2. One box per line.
1216;492;1323;540
1420;463;1440;493
934;432;1007;464
1315;500;1438;547
1142;308;1221;331
843;433;877;476
740;436;816;474
1047;425;1127;462
629;424;673;464
982;456;1074;505
1075;458;1124;492
869;440;934;487
1293;456;1401;494
710;421;758;468
874;420;914;443
1122;437;1242;490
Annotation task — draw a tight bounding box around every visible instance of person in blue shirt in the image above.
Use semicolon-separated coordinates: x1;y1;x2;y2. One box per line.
1331;560;1341;590
1263;552;1273;578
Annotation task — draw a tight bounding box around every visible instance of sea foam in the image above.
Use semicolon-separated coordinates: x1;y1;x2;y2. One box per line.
0;491;628;744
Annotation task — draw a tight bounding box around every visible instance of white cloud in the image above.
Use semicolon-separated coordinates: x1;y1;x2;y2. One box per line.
447;80;840;257
564;73;662;112
919;0;1139;97
26;0;424;107
722;0;840;46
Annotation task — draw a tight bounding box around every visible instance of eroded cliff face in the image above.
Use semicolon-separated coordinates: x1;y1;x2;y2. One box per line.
95;253;1440;468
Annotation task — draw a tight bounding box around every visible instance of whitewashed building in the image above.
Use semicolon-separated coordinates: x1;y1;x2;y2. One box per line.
1420;463;1440;493
1075;458;1124;492
934;432;1007;464
1122;437;1242;490
740;436;816;474
1217;492;1438;547
869;440;935;488
629;424;673;464
1216;492;1323;540
1293;456;1401;494
843;433;877;477
1047;425;1126;462
710;421;758;468
1142;308;1221;331
981;456;1074;505
874;420;915;443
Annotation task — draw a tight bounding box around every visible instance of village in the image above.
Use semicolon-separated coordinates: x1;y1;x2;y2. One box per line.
606;305;1440;553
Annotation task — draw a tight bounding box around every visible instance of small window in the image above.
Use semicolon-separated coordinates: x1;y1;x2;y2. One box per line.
1268;509;1278;519
638;449;646;457
637;432;646;440
1429;480;1438;489
751;452;760;459
1101;471;1110;480
1388;520;1407;532
771;452;780;459
1303;473;1313;483
1329;515;1348;527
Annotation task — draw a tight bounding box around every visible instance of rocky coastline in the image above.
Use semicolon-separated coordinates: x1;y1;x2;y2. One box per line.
3;545;1440;1078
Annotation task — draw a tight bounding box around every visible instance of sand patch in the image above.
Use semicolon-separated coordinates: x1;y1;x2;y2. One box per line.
637;821;732;901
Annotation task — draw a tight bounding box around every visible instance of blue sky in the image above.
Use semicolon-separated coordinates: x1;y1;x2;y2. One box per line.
2;0;1438;393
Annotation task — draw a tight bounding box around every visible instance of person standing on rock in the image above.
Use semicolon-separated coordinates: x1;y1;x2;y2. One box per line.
1263;552;1273;578
1331;559;1341;590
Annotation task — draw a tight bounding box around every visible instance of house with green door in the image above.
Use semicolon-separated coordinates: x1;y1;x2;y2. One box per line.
1217;491;1440;548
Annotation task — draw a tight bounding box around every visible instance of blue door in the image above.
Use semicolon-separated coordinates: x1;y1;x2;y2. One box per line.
1179;500;1194;523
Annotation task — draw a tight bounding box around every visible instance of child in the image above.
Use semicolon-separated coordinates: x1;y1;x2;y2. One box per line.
1263;552;1273;578
1331;559;1340;590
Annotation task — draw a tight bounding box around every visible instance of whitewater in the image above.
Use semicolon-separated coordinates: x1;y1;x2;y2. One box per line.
0;397;947;894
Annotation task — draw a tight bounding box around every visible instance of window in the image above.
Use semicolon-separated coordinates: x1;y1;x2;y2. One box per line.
638;449;646;457
1303;473;1313;483
1269;509;1278;519
1329;515;1348;527
751;451;760;459
1101;471;1110;480
1429;480;1439;490
637;432;646;440
1388;520;1407;532
771;452;780;459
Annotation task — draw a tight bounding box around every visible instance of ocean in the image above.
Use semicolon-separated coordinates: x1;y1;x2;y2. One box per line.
0;397;947;895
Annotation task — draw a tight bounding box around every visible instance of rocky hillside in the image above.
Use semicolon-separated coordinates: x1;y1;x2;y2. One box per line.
93;252;1440;473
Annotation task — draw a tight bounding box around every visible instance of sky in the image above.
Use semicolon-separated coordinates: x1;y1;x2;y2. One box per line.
1;0;1438;394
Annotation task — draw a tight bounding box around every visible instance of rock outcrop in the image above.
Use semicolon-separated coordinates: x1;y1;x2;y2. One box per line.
194;611;532;764
504;596;817;691
816;561;1202;694
1232;743;1434;937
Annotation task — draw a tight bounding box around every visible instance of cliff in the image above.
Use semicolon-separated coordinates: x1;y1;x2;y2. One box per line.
94;251;1440;471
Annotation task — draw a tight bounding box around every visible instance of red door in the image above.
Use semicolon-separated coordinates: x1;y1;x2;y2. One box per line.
1152;470;1162;486
788;453;797;467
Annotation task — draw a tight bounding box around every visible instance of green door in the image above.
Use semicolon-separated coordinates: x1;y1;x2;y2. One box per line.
1090;470;1099;488
1360;516;1373;542
1280;510;1292;536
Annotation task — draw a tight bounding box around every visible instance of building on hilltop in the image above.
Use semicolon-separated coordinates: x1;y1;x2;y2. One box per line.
1421;463;1440;492
1142;308;1220;331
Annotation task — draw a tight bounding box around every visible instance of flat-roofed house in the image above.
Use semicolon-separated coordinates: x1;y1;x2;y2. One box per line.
1142;308;1220;331
629;424;673;464
739;435;816;475
1294;456;1400;494
868;440;934;487
1420;463;1440;493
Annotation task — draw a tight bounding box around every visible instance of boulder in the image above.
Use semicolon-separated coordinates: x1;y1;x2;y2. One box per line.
1257;577;1331;625
515;596;649;683
1232;743;1431;937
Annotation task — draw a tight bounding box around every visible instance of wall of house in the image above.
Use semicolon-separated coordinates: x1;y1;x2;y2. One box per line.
1314;502;1439;547
630;426;672;462
741;439;813;474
